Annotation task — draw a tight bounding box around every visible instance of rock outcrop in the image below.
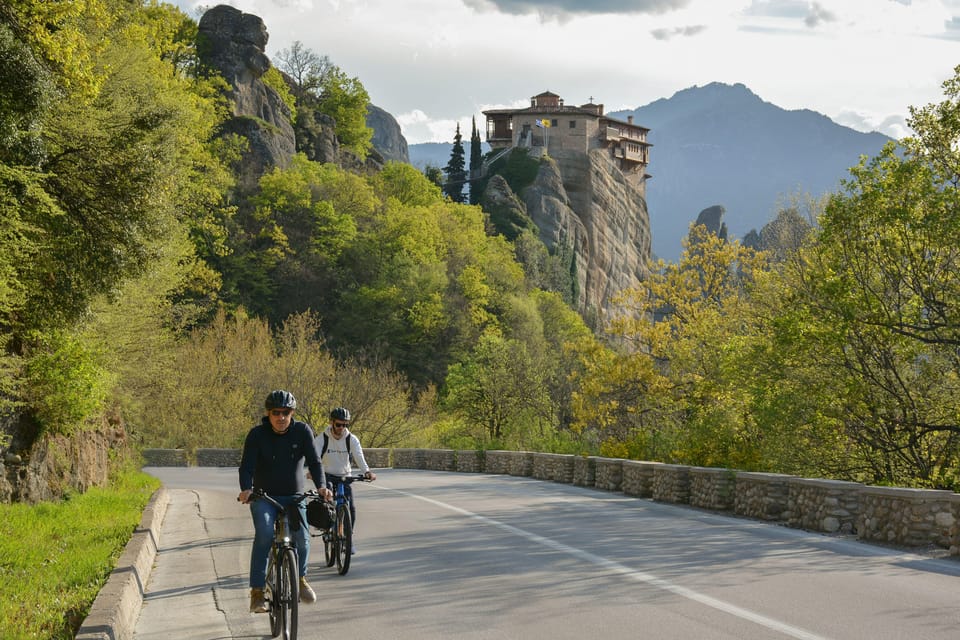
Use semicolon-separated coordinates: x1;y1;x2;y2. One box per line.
367;104;409;164
694;204;728;241
489;148;651;319
197;5;407;184
198;5;296;192
0;419;127;504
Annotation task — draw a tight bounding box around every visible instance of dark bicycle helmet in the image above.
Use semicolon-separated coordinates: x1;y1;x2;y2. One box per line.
329;406;351;422
265;390;297;410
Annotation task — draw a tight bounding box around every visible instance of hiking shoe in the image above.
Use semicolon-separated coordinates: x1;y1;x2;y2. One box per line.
299;577;317;604
250;588;268;614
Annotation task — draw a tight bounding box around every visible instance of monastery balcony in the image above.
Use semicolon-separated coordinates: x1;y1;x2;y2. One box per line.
614;144;648;163
603;126;648;144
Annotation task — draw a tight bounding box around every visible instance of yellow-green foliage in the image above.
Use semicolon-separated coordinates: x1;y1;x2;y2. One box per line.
0;467;160;639
130;309;424;452
21;331;111;436
262;66;297;121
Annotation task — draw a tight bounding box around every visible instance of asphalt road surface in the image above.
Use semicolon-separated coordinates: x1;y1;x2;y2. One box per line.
134;467;960;640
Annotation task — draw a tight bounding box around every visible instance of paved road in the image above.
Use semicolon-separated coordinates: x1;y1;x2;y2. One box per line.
135;467;960;640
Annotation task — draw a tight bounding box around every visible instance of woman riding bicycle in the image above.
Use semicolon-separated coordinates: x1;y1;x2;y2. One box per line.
318;407;376;551
237;390;332;613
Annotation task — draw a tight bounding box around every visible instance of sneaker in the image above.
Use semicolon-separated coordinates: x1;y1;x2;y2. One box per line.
299;577;317;604
249;588;268;614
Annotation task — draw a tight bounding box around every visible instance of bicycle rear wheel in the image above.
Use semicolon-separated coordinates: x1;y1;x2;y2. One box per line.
336;505;352;576
279;547;299;640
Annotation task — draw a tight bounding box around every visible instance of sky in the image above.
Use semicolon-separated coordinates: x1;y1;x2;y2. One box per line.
171;0;960;144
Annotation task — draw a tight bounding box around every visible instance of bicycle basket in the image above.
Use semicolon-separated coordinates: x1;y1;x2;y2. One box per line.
306;498;335;530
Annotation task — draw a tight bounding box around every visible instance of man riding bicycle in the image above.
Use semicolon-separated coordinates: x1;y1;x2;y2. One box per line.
318;407;376;552
237;390;332;613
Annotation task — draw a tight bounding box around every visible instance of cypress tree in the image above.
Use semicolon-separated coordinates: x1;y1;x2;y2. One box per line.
442;123;466;203
469;116;483;204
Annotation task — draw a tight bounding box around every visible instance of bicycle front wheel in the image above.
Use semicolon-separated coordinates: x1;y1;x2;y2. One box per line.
279;547;299;640
336;505;352;576
266;553;281;637
323;527;336;567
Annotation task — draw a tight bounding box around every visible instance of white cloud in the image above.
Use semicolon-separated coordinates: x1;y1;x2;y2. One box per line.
166;0;956;145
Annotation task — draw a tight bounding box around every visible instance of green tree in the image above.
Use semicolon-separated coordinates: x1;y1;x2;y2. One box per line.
274;40;330;107
469;116;483;205
316;66;372;158
443;122;466;203
423;164;444;188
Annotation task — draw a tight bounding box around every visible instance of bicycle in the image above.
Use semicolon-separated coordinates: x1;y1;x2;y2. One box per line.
251;488;315;640
320;475;370;576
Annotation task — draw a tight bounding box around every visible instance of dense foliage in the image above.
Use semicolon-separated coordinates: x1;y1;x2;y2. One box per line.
1;0;959;492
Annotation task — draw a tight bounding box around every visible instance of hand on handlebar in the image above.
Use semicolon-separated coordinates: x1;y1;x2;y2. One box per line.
237;488;253;504
364;471;377;481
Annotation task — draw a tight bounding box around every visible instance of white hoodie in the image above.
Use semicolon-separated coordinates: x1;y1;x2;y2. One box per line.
319;425;370;477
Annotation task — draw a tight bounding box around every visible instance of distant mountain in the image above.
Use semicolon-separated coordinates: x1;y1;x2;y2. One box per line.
612;82;893;260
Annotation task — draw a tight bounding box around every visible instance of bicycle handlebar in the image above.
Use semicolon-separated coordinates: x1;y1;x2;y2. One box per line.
247;488;319;511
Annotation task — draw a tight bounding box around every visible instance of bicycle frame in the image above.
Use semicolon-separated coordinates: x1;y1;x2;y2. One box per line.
320;475;368;576
253;489;313;640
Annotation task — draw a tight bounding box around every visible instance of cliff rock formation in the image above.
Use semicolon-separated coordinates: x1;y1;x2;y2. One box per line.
694;204;728;241
198;5;407;184
489;148;651;318
367;104;409;164
198;5;296;192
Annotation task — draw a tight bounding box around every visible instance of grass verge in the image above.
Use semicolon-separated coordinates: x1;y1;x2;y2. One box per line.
0;465;160;639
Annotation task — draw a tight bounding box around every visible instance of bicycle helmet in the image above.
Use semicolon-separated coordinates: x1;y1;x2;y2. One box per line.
265;390;297;410
329;406;351;422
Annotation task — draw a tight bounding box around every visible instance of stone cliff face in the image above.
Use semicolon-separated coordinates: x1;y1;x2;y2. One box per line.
367;105;409;164
197;5;407;186
1;418;126;504
198;5;297;193
494;149;651;318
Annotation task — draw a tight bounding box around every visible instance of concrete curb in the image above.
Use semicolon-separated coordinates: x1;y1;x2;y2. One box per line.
75;486;170;640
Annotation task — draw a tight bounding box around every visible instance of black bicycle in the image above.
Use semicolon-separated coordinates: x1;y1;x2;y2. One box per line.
251;489;314;640
322;475;369;576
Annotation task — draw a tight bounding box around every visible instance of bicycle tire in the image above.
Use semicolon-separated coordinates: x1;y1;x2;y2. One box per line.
323;528;336;567
266;553;280;637
336;505;352;575
279;547;299;640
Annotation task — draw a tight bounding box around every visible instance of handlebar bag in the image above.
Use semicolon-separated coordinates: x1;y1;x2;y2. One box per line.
306;498;335;530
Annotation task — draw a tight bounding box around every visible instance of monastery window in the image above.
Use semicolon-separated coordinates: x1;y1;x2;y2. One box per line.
569;120;576;128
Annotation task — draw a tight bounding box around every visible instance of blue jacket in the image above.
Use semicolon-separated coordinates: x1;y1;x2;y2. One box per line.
238;418;326;495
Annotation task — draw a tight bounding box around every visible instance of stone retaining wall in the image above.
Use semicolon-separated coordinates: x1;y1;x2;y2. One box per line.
594;457;623;491
734;472;791;521
142;448;189;467
531;453;575;483
652;464;690;504
622;460;660;498
364;448;390;469
788;478;862;534
572;456;595;487
195;448;241;467
141;447;960;554
690;467;736;511
858;486;960;550
456;450;483;473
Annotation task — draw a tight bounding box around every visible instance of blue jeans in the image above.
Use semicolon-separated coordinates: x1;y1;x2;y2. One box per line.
249;496;309;588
